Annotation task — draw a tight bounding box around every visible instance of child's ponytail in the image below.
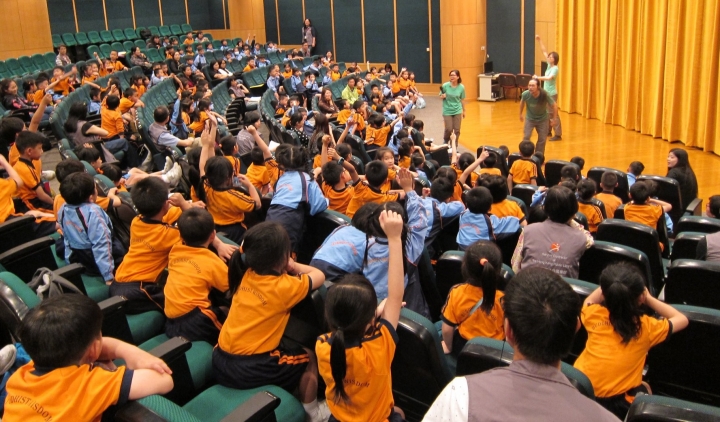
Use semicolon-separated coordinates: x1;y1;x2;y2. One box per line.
599;262;645;344
227;249;249;296
462;241;503;314
329;328;349;403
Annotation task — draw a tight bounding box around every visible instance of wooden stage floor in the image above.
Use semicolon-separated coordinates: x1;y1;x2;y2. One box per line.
451;99;720;201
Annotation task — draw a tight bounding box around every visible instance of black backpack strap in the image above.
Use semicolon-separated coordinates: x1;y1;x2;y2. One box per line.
483;214;495;241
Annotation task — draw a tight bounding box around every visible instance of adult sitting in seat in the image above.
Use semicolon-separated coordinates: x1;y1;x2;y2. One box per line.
64;102;109;148
697;195;720;262
666;148;698;210
424;268;619;422
149;106;199;154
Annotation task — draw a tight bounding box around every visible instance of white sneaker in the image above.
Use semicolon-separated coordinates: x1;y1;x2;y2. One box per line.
162;157;173;174
0;344;16;374
41;170;55;181
316;400;330;422
141;149;153;166
163;163;182;187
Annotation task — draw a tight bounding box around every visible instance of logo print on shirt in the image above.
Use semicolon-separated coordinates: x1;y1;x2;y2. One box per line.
550;243;560;253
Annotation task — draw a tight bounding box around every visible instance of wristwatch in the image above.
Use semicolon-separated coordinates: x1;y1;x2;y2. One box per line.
337;157;345;165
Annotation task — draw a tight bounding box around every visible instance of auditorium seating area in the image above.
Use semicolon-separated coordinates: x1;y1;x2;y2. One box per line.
1;18;719;420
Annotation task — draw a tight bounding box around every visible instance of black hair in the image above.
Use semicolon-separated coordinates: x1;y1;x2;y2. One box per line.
577;178;596;201
131;177;169;217
374;147;394;162
402;114;415;126
123;87;137;99
0;117;25;149
219;135;237;156
19;294;103;368
412;152;425;170
76;147;101;164
56;159;86;183
482;153;497;169
630;181;650;204
462;241;503;314
519;140;535;157
398;138;414;159
178;207;215;247
466;186;493;214
449;69;462;83
430;177;454;202
560;165;579;182
528;205;548;224
359;201;408;272
203;156;234;192
457;152;475;171
89;87;101;99
599;262;646;344
498;145;510;158
227;222;291;295
325;274;378;404
35;75;49;86
100;163;122;183
275;143;309;174
559;179;577;191
544;186;578;223
60;172;95;205
479;174;508;203
628;161;645;176
336;143;351;159
289;111;304;128
365;161;389;188
709;195;720;218
105;95;120;110
504;267;581;364
154;106;170;123
600;172;618;189
15;131;45;153
412;120;424;131
322;161;344;186
570;156;585;171
64;102;90;134
249;146;265;166
434;166;458;184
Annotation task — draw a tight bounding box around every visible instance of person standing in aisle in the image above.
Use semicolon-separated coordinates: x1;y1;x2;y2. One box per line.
440;70;466;145
534;35;562;141
519;78;557;154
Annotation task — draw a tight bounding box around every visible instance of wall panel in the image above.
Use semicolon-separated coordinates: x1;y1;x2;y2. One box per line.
75;0;106;32
162;0;189;27
264;0;279;43
332;0;364;62
187;0;210;30
277;0;303;45
397;0;430;82
363;0;395;64
134;0;161;28
487;0;521;73
105;0;134;31
304;0;332;56
47;0;77;34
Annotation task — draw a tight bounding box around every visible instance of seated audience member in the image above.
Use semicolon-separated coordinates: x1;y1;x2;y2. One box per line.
575;263;688;419
478;174;526;224
595;171;623;219
4;295;173;421
319;137;359;215
12;131;54;214
58;172;117;284
165;208;230;344
110;177;236;314
666;148;698;209
244;125;279;194
627;161;644;187
440;241;505;358
345;161;405;219
696;195;720;261
570;156;585;178
512;186;593;278
149;106;199;153
576;178;604;234
426;267;618;421
0;153;55;236
235;112;262;156
508;140;538;190
456;186;521;250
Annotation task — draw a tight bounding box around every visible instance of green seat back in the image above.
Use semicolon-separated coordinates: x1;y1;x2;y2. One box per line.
99;44;112;58
134;39;146;50
100;30;114;43
0;272;40;309
112;29;126;41
31;54;47;71
126;311;165;345
75;32;90;45
61;33;77;46
170;24;183;36
18;56;37;73
181;24;192;33
159;26;172;37
5;59;23;77
86;45;101;59
43;52;57;69
148;26;160;36
123;41;135;52
88;31;102;44
52;34;63;48
111;42;124;53
124;28;138;40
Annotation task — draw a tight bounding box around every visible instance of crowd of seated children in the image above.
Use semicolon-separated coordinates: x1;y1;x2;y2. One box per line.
3;294;173;421
213;222;329;421
164;207;230;344
316;209;406;421
574;262;688;419
198;119;261;244
441;241;505;357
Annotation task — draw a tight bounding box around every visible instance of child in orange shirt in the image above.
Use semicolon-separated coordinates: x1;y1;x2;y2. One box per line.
441;241;505;357
12;132;54;214
595;171;623;219
319;135;358;215
577;178;605;233
624;181;671;230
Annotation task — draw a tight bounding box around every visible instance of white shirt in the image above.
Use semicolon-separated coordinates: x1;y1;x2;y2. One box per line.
422;377;469;421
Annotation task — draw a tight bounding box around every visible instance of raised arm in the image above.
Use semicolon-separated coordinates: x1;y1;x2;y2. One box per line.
198;120;217;178
536;35;549;59
246;124;272;160
29;94;52;133
459;149;489;186
379;209;405;329
0;155;22;188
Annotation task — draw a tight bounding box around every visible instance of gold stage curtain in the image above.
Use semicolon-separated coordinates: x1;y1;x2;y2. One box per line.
556;0;720;153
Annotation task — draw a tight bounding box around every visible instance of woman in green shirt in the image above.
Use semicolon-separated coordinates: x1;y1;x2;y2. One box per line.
534;35;562;140
440;70;466;144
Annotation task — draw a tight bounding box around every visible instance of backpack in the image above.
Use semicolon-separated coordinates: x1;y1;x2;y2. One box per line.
106;194;136;253
27;268;83;300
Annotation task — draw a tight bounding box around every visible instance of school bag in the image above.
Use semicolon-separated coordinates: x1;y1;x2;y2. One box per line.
27;268;83;300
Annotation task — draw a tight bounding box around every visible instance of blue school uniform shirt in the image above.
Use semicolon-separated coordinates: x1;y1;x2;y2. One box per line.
194;54;207;68
305;80;319;93
88;100;101;115
364;191;430;299
530;189;546;207
59;202;114;281
311;225;367;274
291;75;304;92
422;197;465;236
271;171;328;215
456;210;521;249
322;74;332;86
266;76;280;92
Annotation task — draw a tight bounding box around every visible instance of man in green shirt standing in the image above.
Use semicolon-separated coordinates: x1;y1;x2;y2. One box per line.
534;35;562;141
519;78;558;154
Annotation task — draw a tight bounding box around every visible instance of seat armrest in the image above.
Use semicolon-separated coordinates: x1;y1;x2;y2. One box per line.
52;263;87;294
98;296;135;344
685;198;703;217
113;400;169;422
147;336;192;361
98;295;128;314
219;391;280;422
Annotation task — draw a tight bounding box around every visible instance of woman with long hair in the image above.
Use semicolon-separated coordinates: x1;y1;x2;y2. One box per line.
666;148;698;207
302;18;317;54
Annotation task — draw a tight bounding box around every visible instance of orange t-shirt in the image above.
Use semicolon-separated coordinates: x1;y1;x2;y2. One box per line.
596;192;622;220
345;180;398;218
321;182;354;215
